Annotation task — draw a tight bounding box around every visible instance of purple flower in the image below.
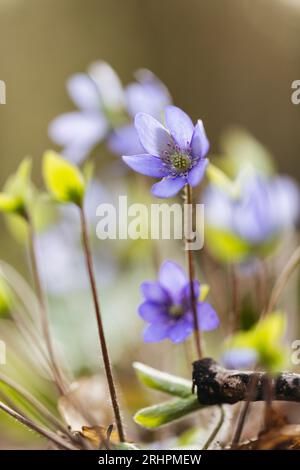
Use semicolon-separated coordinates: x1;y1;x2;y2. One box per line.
139;261;219;343
49;62;172;163
122;106;209;198
204;170;300;244
108;69;172;156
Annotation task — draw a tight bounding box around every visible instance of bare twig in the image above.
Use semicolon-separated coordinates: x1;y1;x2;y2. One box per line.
192;358;300;405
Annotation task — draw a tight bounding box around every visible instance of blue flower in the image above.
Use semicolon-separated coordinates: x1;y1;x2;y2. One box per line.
123;106;209;198
222;348;258;369
204;169;300;244
49;62;171;163
139;261;219;343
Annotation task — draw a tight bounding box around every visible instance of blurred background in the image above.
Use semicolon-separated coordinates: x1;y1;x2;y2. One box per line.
1;0;300;262
0;0;300;449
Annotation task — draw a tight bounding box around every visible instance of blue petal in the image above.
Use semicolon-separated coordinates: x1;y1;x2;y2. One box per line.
143;321;171;342
107;124;144;156
197;302;219;331
49;111;108;164
158;261;187;300
179;281;200;305
151;176;186;198
168;318;193;343
138;302;167;322
222;348;258;369
135;113;171;157
88;61;125;111
125;71;171;119
165;106;194;150
67;74;100;111
122;154;167;178
187;159;208;187
140;281;171;304
191;120;210;158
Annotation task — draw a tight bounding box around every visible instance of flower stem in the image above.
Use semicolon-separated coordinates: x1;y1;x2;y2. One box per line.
184;184;202;359
27;215;66;395
79;205;125;442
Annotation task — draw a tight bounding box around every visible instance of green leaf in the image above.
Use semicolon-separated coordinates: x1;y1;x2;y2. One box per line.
205;227;251;264
133;362;193;398
226;311;286;371
134;396;201;429
0;158;32;216
200;284;209;301
43;151;85;205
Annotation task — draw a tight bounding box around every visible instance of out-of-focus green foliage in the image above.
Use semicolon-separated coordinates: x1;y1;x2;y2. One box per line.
206;163;241;199
216;128;275;178
0;276;13;316
43;151;85;205
0;158;33;217
226;311;287;371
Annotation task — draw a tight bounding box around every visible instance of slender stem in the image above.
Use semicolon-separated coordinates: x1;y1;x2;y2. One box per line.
0;372;71;437
231;373;259;449
27;215;66;395
0;401;78;450
202;405;225;450
266;245;300;314
184;184;202;359
230;265;239;332
79;206;125;442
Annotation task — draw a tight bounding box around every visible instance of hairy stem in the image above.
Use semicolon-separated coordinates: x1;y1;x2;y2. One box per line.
0;401;78;450
266;245;300;314
79;206;125;442
184;184;202;359
27;215;66;395
202;405;225;450
0;372;71;437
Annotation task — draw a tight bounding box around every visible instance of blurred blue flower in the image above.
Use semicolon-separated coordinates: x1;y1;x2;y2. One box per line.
222;348;258;369
123;106;209;198
139;260;219;343
204;169;300;244
49;62;171;163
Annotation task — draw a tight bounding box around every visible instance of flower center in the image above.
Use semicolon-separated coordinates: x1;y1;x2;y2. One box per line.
169;304;184;318
171;152;191;173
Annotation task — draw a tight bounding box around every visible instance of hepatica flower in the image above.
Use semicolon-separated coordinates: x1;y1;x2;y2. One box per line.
139;261;219;343
123;106;209;198
49;62;171;163
204;169;300;244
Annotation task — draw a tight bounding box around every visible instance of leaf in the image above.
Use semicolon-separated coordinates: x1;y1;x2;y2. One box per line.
205;227;251;264
134;396;202;429
43;151;85;205
206;163;241;199
81;425;119;447
133;362;193;398
0;158;33;216
200;284;209;301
